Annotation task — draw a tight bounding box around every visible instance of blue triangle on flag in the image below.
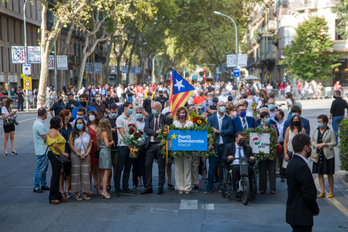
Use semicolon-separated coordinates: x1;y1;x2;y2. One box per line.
172;69;195;95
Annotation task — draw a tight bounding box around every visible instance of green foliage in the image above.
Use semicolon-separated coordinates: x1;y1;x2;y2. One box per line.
332;0;348;40
244;128;278;162
279;16;341;81
338;118;348;171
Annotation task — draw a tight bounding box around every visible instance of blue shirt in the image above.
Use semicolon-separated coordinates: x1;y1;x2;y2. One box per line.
60;125;73;154
71;105;97;121
33;119;48;156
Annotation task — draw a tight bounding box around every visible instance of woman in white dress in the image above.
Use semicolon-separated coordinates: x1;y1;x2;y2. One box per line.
173;107;193;194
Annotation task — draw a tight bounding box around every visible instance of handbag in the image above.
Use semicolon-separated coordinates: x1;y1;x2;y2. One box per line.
49;149;70;165
287;150;293;160
311;149;321;163
3;117;14;126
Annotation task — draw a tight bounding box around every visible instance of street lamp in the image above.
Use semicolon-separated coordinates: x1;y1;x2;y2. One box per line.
213;11;239;83
152;52;163;83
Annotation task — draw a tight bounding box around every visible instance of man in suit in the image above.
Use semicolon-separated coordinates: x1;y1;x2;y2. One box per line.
283;105;310;140
141;102;170;195
204;101;234;193
222;132;255;193
232;103;256;138
286;133;319;232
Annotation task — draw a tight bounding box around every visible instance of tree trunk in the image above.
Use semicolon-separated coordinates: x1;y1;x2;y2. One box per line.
77;37;89;90
140;45;147;83
104;37;113;85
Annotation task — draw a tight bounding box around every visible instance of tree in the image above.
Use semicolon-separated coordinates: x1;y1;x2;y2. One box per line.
279;16;341;81
333;0;348;40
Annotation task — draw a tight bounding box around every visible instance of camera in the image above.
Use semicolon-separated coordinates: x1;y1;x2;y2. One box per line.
13;120;19;126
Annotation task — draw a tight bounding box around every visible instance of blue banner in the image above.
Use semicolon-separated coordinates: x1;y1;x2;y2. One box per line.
168;130;207;151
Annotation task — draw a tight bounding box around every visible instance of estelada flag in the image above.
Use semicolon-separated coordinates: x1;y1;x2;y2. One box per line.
169;69;195;115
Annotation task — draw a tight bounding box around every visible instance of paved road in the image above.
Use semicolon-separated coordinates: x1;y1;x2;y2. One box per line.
0;99;348;232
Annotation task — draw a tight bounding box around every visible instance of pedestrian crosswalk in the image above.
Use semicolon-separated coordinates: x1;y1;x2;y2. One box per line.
150;200;214;216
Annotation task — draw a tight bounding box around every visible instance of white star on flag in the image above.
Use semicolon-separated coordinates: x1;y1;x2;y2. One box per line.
174;79;184;92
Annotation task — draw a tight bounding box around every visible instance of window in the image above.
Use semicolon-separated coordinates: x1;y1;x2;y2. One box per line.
336;19;344;41
74;43;77;56
78;44;81;58
283;26;295;47
8;47;11;73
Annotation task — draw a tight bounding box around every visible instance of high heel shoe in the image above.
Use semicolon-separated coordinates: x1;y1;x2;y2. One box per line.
101;191;111;199
82;193;91;201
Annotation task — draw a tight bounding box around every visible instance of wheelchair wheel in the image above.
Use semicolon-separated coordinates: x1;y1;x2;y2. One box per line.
241;177;250;205
251;176;257;200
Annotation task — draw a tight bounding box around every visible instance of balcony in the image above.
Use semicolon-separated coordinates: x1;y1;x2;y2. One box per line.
292;0;318;11
266;20;277;33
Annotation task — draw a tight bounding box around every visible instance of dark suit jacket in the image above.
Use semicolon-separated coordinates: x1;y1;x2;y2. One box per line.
207;113;234;144
283;116;310;140
144;113;170;149
285;155;319;226
222;142;255;167
232;115;256;138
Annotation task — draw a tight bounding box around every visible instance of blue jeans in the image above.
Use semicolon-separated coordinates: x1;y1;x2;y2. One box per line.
33;154;49;189
114;146;133;192
128;96;133;103
332;116;344;145
207;145;225;189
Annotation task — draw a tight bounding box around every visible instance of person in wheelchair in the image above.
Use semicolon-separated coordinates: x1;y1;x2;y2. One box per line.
222;131;256;193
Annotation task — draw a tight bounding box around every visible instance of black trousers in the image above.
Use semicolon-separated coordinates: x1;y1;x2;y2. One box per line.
291;225;312;232
18;98;24;111
114;146;133;192
278;141;285;178
47;151;63;201
145;143;166;189
227;165;255;192
132;147;146;186
259;159;276;192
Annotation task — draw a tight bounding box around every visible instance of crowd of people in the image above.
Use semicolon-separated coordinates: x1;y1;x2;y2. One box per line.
2;78;344;231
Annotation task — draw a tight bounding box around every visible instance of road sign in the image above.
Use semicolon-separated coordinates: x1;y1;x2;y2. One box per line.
28;46;41;63
48;55;54;70
57;55;68;70
11;46;25;64
238;54;248;67
233;68;240;78
23;64;31;75
98;77;103;85
227;54;236;67
23;77;32;90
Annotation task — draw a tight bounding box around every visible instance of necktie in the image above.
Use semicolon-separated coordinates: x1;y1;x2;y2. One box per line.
243;118;247;130
238;147;241;158
154;116;159;142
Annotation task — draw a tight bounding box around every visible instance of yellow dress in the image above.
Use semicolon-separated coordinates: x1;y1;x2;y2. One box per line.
46;133;66;155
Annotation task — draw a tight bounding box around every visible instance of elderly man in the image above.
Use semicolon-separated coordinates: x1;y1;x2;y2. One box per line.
142;102;170;195
268;98;277;121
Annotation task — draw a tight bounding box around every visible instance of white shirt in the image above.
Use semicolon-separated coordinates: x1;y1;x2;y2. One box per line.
162;107;169;115
136;119;145;132
277;120;285;143
239;116;249;130
218;95;228;103
217;113;225;144
173;119;193;128
294;153;309;164
231;142;244;165
73;131;90;154
116;113;136;146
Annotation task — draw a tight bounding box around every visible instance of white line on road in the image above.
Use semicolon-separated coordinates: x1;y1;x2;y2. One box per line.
150;207;178;216
205;204;214;210
179;199;198;210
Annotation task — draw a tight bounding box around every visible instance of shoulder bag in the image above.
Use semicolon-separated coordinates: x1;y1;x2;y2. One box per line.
311;129;329;163
49;147;69;165
3;117;14;126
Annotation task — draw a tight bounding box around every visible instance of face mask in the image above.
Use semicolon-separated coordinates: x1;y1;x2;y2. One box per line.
268;104;275;111
149;96;152;99
152;110;158;115
197;110;202;115
96;97;101;102
136;114;143;120
107;94;111;97
110;113;117;118
159;95;163;97
231;111;237;117
238;140;245;146
59;99;63;103
89;115;95;122
292;121;300;127
76;124;84;130
292;113;298;117
274;116;279;121
76;115;83;119
222;92;227;96
265;118;271;124
179;114;186;120
240;111;246;117
215;91;220;95
200;93;203;96
318;122;324;128
334;96;337;99
219;106;226;113
305;146;312;159
80;101;87;107
10;104;13;108
127;109;133;115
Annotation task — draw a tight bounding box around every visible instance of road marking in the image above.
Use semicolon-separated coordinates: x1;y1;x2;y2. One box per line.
179;199;198;210
314;176;348;218
150;207;178;216
205;203;214;210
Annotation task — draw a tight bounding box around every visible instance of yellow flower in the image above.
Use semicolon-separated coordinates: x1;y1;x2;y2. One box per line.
197;120;202;124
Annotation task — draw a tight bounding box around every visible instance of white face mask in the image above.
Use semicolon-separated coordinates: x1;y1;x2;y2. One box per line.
89;115;95;122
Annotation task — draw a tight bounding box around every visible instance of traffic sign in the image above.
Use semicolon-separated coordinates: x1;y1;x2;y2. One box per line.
5;83;8;90
233;68;240;78
227;54;236;67
23;64;31;75
23;77;32;90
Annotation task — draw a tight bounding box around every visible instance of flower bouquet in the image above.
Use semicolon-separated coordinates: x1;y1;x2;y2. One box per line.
190;112;207;128
251;102;258;119
120;124;147;158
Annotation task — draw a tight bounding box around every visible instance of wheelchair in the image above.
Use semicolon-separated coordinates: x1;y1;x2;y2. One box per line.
221;157;257;205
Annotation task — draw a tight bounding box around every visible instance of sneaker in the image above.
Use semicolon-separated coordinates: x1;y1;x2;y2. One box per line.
11;151;18;156
33;188;43;193
122;189;137;196
114;191;121;198
132;185;137;191
204;188;213;194
4;152;8;156
41;186;50;191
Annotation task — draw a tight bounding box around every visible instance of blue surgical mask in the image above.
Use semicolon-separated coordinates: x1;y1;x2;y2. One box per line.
265;118;271;124
219;106;226;113
76;124;84;130
240;111;246;117
127;109;133;115
76;115;83;119
110;113;117;118
318;122;323;128
136;114;143;120
222;92;227;96
152;110;158;115
197;110;202;115
268;104;275;111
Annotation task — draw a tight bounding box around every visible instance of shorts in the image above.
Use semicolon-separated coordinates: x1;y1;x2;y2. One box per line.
3;124;15;133
111;149;118;164
298;90;301;95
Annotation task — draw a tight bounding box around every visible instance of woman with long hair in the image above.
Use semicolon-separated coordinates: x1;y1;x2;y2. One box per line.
59;109;73;198
97;119;115;199
87;110;102;195
2;98;17;156
69;118;92;201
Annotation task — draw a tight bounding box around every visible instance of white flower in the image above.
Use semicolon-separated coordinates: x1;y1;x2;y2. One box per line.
130;134;134;139
138;138;143;142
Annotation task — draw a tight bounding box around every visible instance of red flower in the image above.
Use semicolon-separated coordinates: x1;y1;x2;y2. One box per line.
134;132;141;137
129;128;135;134
140;131;144;135
128;124;136;128
193;118;197;123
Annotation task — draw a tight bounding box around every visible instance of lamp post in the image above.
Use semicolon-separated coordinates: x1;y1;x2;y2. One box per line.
152;52;163;83
213;11;239;84
23;0;29;112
